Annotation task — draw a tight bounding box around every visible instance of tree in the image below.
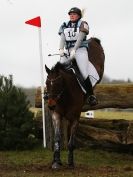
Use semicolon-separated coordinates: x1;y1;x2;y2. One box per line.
0;75;39;150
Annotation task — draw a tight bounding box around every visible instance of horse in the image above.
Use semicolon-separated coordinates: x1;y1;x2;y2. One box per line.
45;37;105;169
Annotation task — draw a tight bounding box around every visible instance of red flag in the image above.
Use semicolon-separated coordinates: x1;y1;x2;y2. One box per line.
25;16;41;27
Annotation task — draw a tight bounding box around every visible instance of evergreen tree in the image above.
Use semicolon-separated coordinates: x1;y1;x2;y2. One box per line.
0;75;39;150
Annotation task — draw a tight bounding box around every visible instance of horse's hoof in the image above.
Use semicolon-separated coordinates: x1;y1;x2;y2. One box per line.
52;162;62;169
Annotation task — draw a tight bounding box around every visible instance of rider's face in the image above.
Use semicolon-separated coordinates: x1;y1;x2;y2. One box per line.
69;13;80;22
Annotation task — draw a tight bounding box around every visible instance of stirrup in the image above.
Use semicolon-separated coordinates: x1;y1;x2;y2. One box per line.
86;95;98;106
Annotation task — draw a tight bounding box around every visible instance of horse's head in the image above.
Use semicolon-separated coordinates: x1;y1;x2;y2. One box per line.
45;63;64;110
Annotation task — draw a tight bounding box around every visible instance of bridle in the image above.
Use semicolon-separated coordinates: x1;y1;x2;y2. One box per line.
47;75;64;101
47;75;61;86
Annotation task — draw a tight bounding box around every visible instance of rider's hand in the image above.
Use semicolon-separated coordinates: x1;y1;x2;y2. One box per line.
70;49;76;59
59;49;64;57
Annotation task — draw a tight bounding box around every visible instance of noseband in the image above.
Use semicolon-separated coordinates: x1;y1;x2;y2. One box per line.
47;75;64;101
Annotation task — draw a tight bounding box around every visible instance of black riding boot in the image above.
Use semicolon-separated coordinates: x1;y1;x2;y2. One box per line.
84;77;98;106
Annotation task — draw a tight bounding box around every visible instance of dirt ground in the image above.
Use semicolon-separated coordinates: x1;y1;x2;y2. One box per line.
0;164;133;177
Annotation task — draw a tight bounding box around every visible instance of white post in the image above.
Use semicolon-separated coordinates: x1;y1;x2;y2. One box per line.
38;27;46;148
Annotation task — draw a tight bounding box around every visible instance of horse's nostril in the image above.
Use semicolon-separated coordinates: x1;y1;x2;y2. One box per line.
48;105;56;110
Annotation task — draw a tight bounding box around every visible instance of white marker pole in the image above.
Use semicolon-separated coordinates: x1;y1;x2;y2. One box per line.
38;27;46;148
25;16;46;148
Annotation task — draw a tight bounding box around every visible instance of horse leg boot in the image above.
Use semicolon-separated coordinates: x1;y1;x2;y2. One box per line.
67;120;78;168
84;76;98;106
52;112;62;169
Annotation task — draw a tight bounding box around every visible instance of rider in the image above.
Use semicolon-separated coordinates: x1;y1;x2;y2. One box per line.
58;7;99;106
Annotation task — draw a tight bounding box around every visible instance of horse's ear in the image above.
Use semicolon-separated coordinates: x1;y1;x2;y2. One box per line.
45;65;51;74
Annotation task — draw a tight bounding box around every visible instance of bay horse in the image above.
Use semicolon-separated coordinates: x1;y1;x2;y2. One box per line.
45;37;105;169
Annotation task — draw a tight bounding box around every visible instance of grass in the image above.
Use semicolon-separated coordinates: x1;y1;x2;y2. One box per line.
0;148;132;167
10;108;132;176
95;110;133;120
0;147;133;177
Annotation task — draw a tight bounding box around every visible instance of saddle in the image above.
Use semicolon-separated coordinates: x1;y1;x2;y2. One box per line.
64;60;87;93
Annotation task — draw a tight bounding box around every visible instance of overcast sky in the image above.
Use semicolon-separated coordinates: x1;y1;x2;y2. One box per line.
0;0;133;87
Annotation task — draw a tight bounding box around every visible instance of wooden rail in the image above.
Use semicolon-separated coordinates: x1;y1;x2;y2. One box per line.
35;84;133;151
35;84;133;111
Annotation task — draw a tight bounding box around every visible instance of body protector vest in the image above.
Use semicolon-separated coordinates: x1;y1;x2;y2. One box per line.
58;20;89;49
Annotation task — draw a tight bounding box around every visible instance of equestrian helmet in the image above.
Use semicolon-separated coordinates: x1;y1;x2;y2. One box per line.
68;7;82;18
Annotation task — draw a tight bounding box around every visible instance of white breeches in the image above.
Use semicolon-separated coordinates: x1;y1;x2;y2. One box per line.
60;47;100;87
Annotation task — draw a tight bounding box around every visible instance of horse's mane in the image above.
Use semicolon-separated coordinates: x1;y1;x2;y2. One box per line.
51;62;66;73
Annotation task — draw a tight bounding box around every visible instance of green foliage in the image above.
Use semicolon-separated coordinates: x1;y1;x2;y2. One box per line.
21;87;36;107
0;75;39;150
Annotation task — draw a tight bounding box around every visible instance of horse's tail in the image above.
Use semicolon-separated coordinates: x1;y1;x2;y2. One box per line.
89;37;101;45
91;37;101;45
88;37;105;83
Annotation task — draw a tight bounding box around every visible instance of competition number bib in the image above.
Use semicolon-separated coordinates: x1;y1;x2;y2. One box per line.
64;27;79;41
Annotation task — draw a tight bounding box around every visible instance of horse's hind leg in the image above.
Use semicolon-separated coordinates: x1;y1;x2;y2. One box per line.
67;120;78;167
51;111;62;169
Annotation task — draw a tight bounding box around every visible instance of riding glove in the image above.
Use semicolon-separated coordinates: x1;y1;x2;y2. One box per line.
70;49;76;59
59;49;64;57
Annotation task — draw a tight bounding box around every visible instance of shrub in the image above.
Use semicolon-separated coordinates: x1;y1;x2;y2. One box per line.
0;75;39;150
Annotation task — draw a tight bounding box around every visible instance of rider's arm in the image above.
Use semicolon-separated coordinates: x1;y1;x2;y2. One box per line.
73;31;86;50
59;33;65;56
59;33;65;50
70;21;89;59
73;21;89;50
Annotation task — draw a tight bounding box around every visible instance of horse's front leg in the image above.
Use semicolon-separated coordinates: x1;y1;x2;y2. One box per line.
51;111;62;169
67;119;78;168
